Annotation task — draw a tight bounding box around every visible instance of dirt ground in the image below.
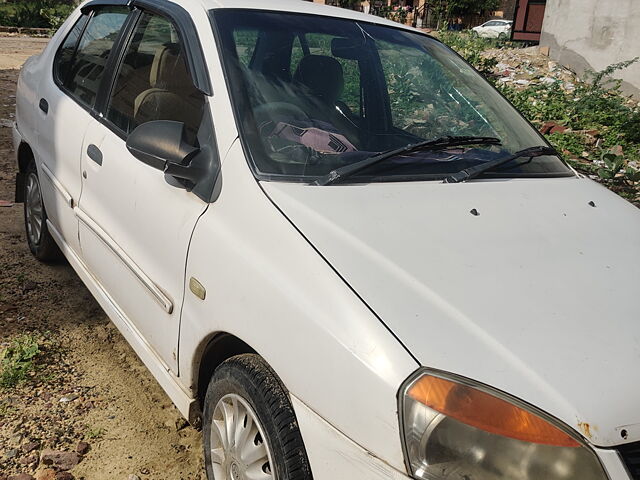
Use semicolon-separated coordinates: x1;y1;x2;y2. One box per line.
0;35;205;480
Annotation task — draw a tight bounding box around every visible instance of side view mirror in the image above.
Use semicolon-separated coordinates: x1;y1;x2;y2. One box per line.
126;120;203;184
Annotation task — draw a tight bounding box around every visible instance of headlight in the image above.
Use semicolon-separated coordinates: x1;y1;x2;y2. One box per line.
399;370;608;480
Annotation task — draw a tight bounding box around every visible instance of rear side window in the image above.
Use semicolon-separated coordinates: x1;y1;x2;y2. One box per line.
55;7;130;108
106;11;205;138
53;14;89;85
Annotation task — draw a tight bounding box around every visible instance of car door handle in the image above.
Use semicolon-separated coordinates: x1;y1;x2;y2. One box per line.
87;144;103;166
39;98;49;114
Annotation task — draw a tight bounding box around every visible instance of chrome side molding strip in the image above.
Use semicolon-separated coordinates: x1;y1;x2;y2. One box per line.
40;163;73;208
74;207;174;314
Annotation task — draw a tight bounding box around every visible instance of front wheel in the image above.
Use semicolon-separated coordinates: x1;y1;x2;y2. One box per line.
23;160;62;262
203;354;313;480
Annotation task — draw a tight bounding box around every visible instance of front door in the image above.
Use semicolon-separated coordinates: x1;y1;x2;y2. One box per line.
77;9;210;372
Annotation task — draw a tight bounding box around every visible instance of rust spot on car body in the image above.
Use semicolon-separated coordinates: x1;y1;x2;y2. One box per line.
578;422;593;439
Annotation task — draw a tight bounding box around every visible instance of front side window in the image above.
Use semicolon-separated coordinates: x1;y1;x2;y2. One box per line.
213;10;571;183
60;7;130;108
106;11;205;138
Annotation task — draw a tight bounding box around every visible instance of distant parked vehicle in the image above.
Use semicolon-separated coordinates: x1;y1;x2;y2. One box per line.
471;19;513;38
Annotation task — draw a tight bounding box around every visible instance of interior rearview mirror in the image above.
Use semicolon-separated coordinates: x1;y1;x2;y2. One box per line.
126;120;202;184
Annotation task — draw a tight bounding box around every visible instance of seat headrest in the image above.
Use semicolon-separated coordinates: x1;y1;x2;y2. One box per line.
150;45;194;91
293;55;344;104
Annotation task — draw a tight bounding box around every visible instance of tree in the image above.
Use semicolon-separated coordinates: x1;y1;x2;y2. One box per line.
336;0;362;9
446;0;500;18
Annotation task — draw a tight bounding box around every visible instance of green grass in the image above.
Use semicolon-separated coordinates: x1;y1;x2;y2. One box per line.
85;426;106;440
0;334;41;389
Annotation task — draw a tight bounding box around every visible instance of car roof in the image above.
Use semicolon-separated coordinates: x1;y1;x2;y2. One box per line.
79;0;429;35
197;0;420;31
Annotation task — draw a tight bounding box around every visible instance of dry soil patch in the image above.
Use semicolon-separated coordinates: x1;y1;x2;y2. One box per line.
0;34;204;480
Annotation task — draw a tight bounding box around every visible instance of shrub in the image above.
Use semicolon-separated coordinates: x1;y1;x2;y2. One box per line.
0;1;74;30
437;30;516;74
438;31;639;200
41;4;75;30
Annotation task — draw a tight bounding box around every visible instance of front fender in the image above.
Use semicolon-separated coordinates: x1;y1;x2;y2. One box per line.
179;141;418;472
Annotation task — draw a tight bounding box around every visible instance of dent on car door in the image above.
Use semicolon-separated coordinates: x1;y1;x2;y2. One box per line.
36;8;129;254
77;8;214;373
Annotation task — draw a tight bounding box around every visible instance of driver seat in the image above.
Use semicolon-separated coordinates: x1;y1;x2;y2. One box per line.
293;55;361;146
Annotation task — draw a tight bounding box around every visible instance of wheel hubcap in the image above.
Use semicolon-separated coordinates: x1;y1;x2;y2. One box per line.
210;394;274;480
25;172;44;245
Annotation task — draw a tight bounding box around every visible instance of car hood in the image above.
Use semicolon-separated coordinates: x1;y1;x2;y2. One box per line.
262;176;640;447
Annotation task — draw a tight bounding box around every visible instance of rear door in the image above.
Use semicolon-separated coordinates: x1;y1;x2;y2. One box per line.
77;6;214;373
36;6;130;254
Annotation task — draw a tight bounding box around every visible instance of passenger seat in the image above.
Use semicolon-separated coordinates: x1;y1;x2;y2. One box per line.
134;44;204;139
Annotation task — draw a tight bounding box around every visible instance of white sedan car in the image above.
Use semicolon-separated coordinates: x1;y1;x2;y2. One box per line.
13;0;640;479
471;19;513;38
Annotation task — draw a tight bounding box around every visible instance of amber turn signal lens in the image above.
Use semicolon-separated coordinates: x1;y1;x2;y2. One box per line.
408;375;580;447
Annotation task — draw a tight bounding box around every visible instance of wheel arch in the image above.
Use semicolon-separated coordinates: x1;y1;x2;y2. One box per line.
15;141;35;203
194;332;256;406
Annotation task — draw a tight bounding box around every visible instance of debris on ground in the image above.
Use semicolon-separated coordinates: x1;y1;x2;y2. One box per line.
484;46;579;91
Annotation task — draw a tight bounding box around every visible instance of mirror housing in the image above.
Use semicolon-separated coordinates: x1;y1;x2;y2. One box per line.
126;121;202;183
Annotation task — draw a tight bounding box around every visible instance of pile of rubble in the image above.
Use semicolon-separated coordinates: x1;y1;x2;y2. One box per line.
483;46;579;91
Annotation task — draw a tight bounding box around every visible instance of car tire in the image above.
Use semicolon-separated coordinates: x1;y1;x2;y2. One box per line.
203;354;313;480
498;32;507;39
23;160;62;262
471;30;479;37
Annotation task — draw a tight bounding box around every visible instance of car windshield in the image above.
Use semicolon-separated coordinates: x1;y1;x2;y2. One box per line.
212;10;572;183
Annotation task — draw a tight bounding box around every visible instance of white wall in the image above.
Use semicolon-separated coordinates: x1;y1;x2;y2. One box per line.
540;0;640;96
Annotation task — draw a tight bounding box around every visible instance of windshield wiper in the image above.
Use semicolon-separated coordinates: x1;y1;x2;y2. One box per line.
443;145;558;183
313;136;501;186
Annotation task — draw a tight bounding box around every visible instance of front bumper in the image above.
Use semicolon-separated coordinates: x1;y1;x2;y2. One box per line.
291;394;411;480
291;392;633;480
